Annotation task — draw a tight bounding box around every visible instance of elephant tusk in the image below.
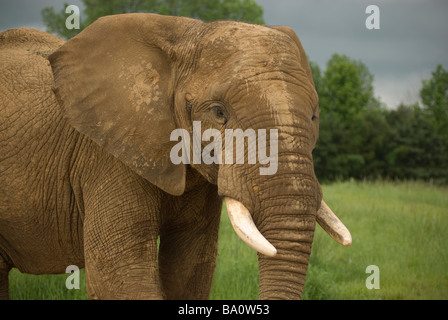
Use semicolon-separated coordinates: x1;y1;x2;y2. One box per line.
317;200;352;246
224;197;277;257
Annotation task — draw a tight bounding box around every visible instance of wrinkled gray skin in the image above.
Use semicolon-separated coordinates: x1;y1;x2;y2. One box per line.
0;13;321;299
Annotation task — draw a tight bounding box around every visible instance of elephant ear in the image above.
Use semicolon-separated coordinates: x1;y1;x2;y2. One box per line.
50;14;195;196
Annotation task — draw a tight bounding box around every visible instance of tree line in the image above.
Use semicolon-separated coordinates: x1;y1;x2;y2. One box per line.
311;57;448;184
42;0;448;184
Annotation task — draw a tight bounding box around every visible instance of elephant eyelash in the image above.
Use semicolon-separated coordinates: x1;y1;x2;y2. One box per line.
194;101;228;126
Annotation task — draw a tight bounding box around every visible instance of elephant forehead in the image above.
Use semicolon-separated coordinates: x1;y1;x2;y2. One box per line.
206;22;284;44
201;24;298;64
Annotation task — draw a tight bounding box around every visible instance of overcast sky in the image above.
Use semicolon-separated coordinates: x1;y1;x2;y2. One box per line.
1;0;447;109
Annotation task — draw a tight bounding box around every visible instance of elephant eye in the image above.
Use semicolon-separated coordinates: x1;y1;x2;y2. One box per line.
211;104;228;125
213;105;224;118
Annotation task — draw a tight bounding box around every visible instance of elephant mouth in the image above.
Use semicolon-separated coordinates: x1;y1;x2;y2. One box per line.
224;197;352;257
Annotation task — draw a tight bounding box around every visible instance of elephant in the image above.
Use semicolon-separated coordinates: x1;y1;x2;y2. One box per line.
0;13;351;300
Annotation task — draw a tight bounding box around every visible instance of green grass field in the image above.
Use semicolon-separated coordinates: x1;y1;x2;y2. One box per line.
8;181;448;300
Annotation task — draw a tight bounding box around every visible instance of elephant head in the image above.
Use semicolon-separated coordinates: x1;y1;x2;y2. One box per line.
50;13;351;299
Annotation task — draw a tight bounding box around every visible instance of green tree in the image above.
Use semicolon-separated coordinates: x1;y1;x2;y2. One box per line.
420;64;448;138
312;54;380;181
319;54;379;121
312;56;448;183
313;111;364;182
385;103;448;183
42;0;265;39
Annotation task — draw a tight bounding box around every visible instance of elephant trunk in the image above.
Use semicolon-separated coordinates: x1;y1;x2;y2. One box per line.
219;110;351;299
257;205;316;300
225;190;317;300
224;171;351;299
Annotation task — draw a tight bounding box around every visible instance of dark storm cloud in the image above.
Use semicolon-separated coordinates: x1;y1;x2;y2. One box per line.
1;0;447;108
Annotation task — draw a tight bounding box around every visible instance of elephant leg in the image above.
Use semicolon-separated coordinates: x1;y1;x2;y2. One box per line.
0;252;10;300
82;162;164;299
159;182;222;300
